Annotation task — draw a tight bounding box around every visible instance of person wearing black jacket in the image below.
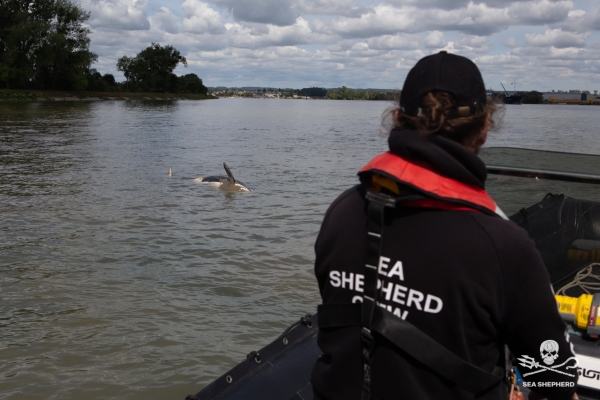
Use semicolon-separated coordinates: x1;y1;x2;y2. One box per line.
311;52;578;400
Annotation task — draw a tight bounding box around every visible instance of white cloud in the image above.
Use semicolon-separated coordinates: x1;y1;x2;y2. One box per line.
437;41;458;53
82;0;150;30
225;17;320;48
299;0;372;17
386;0;468;9
150;7;180;34
211;0;300;26
525;28;589;47
79;0;599;89
538;46;595;59
456;34;489;52
275;46;309;57
424;31;446;47
473;53;521;67
315;1;573;38
386;0;565;11
553;7;600;32
365;34;419;50
568;9;586;18
181;0;226;34
502;37;519;47
507;0;572;25
350;42;369;51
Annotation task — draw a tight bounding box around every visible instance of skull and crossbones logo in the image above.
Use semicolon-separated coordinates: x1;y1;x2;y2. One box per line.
517;340;578;377
540;340;559;365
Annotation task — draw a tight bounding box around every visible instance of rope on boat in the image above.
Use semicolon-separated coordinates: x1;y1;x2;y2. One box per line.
556;263;600;295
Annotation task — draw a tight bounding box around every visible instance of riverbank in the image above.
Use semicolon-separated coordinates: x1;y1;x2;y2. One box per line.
0;89;216;101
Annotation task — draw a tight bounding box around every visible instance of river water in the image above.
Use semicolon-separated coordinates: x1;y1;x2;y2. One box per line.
1;100;599;399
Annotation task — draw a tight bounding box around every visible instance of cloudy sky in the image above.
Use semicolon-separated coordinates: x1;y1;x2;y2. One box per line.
78;0;600;90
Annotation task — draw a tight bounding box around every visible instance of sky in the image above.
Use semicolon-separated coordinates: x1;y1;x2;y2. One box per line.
77;0;600;91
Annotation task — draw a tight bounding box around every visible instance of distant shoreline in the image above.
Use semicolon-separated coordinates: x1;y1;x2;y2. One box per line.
0;89;216;101
2;89;597;105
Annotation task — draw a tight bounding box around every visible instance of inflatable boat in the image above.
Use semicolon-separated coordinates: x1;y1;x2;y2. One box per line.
187;148;600;400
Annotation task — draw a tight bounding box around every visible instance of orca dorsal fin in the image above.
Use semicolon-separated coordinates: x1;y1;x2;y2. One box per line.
223;162;236;184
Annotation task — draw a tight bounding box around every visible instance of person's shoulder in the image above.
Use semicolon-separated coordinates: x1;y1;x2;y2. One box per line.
318;185;366;232
467;212;531;244
466;212;545;270
326;184;366;215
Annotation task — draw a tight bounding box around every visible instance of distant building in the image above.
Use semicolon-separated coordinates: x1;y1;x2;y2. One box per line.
543;93;589;102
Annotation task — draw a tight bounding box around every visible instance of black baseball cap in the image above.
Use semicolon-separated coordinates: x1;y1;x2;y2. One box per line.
400;51;487;117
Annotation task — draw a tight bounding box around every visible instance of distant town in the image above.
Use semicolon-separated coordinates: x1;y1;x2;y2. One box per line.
2;85;599;104
209;87;600;105
537;90;600;104
208;87;398;101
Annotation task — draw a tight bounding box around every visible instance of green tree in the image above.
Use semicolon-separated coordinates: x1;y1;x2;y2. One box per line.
85;68;118;91
0;0;97;89
522;90;544;104
102;73;115;86
325;86;362;100
117;43;187;92
324;87;397;101
116;55;134;90
176;73;207;94
299;87;327;97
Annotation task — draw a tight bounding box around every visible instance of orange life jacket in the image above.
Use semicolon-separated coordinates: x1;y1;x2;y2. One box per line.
359;151;507;219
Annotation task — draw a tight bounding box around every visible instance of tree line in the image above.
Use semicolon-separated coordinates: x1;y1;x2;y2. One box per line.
521;91;544;104
116;43;206;94
0;0;207;94
324;86;399;100
0;0;96;90
283;86;398;100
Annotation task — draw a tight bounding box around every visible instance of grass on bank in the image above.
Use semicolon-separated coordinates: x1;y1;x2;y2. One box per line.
0;89;216;101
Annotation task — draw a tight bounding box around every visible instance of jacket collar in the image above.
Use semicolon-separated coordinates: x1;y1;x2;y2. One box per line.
359;130;507;219
387;128;487;189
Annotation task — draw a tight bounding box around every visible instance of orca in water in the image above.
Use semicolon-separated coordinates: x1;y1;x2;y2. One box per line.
195;163;251;192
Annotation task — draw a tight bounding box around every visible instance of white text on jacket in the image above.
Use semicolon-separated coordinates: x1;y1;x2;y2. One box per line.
328;256;444;319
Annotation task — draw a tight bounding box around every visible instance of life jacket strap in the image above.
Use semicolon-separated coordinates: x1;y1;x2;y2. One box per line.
353;189;502;398
359;191;390;400
318;303;504;394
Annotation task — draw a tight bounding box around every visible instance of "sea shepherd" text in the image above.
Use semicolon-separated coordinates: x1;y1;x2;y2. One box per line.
329;256;443;320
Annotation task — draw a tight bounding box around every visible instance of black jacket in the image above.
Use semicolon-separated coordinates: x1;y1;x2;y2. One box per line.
311;130;577;400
